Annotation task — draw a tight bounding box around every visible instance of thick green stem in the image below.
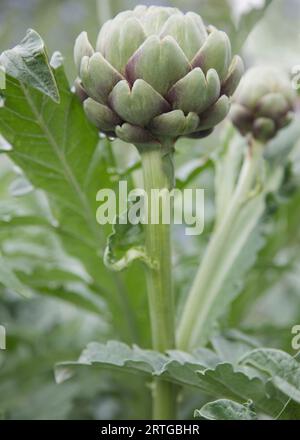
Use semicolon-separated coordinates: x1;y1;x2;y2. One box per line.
139;144;176;419
177;140;264;351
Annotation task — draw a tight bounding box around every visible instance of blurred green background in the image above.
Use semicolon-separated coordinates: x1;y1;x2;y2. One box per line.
0;0;300;420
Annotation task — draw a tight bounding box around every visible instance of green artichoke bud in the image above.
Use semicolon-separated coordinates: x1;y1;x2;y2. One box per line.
230;66;295;142
74;5;244;145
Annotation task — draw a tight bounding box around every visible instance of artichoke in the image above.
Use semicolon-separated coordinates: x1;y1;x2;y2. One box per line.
74;5;243;146
231;66;295;142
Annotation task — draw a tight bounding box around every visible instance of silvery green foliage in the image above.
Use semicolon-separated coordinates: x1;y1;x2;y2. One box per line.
56;340;300;419
231;66;296;141
74;5;244;145
195;399;258;420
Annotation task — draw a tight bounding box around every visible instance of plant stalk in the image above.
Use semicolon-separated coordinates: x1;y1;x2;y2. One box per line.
139;144;176;419
177;139;264;350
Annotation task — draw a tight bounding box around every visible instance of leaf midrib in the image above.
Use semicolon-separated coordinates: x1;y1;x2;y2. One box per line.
20;82;100;242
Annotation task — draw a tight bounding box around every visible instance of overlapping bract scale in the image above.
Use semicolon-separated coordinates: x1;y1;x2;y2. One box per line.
74;5;244;145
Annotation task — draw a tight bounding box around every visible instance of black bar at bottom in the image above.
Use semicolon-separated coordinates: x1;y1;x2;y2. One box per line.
0;419;297;438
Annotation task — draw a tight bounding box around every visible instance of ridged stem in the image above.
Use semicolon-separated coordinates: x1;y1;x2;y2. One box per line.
138;143;176;419
177;139;264;350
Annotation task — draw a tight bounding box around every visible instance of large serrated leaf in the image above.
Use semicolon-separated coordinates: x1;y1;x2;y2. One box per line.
55;340;220;386
55;341;167;383
0;29;59;103
0;71;98;237
0;35;138;339
0;41;114;292
55;340;289;418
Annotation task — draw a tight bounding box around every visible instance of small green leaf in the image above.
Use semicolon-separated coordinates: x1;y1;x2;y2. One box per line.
103;203;154;272
0;29;60;103
195;399;257;420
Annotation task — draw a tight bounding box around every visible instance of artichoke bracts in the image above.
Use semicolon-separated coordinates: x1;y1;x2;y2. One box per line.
231;67;295;142
74;5;244;145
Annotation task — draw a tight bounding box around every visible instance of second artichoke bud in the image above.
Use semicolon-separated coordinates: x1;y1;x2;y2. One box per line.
230;67;296;142
74;5;244;146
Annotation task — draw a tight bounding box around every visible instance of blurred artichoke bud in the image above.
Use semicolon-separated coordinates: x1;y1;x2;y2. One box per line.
230;66;295;142
74;5;243;145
